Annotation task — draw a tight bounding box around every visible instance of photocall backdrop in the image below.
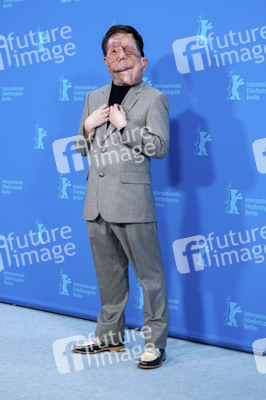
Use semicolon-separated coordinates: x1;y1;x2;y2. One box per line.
1;0;266;353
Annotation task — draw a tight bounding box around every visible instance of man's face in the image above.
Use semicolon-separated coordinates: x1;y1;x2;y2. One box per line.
104;33;147;86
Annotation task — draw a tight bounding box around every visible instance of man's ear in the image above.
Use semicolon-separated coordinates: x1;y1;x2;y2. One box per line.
103;57;107;65
142;58;148;72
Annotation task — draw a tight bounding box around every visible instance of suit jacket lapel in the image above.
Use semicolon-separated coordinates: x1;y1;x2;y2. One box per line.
102;81;144;144
122;80;143;115
97;82;112;138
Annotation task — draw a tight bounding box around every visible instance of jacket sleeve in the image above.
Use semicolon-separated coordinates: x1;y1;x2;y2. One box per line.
121;92;169;159
75;92;93;157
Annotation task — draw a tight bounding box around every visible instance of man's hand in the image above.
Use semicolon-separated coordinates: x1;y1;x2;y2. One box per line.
83;103;110;138
109;104;126;131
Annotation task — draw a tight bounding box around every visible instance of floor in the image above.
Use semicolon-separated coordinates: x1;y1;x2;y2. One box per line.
0;302;264;400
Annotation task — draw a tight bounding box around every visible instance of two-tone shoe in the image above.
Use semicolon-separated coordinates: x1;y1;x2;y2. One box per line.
72;337;125;354
137;348;166;369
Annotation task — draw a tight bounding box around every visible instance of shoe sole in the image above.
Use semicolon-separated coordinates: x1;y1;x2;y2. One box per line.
137;353;166;369
72;346;125;354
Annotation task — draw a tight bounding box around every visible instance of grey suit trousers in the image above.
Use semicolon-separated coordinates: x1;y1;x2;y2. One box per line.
87;216;169;349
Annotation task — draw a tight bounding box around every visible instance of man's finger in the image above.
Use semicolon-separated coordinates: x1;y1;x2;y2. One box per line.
100;103;109;110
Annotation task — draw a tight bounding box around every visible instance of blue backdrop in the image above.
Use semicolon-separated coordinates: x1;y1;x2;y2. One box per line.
1;0;266;353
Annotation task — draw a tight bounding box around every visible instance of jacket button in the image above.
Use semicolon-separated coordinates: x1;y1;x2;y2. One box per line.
101;148;107;153
99;172;104;177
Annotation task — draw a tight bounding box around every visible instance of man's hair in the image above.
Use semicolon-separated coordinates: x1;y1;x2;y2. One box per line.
102;25;144;57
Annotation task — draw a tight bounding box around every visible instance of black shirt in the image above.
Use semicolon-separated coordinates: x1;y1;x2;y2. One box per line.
108;82;131;106
107;82;131;131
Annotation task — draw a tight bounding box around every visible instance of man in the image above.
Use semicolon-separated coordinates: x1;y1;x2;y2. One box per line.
73;25;169;369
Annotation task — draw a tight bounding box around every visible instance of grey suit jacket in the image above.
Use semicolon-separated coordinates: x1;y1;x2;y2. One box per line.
75;80;169;223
